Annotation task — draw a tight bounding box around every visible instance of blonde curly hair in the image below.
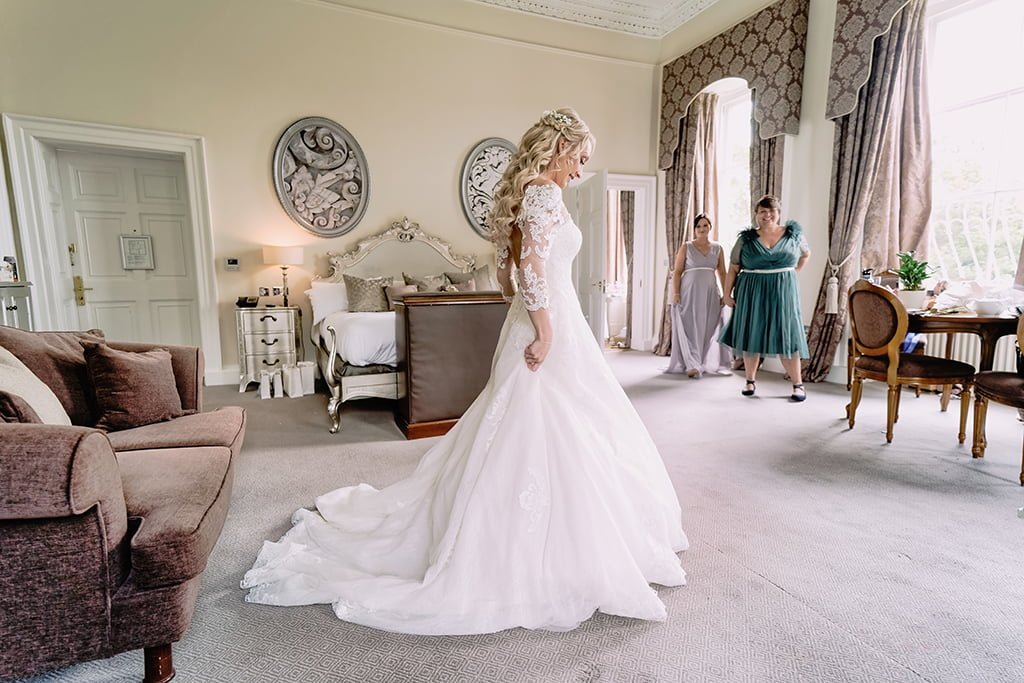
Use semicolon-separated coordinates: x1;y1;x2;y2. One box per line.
489;108;595;251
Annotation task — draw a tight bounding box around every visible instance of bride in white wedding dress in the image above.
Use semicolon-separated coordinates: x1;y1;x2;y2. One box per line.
242;108;688;635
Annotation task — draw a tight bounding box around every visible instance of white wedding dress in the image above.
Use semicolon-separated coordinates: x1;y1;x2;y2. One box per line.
242;183;688;635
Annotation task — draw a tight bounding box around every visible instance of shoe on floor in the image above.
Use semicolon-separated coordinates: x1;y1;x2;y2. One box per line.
742;379;756;396
791;384;806;402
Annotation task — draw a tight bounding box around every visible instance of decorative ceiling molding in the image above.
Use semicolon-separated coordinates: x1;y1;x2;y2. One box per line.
471;0;722;37
658;0;810;169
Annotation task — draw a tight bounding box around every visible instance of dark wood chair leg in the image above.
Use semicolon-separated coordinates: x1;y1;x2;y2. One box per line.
144;644;175;683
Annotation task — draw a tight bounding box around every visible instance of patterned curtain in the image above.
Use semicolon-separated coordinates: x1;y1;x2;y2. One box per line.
620;190;635;345
749;89;784;203
804;0;931;381
655;92;719;356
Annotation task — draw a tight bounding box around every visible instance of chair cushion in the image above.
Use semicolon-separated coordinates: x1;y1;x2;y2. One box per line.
0;326;104;425
0;346;70;425
83;342;184;431
106;407;245;455
855;353;975;380
116;445;233;588
975;372;1024;407
0;390;42;424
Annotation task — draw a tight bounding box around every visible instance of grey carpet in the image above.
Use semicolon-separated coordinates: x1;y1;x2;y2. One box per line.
20;353;1024;682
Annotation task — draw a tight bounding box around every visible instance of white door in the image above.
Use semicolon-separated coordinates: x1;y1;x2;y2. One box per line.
56;149;200;345
565;170;608;342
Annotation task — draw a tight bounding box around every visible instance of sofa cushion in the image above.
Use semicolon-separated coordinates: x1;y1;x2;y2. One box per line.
83;342;183;431
105;407;245;455
0;346;69;424
0;390;42;424
116;445;233;588
0;326;104;425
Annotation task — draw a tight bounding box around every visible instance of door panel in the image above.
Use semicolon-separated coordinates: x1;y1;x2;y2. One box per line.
57;149;199;345
566;171;608;342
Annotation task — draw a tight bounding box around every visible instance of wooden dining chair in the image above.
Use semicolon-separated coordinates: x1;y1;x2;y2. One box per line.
971;314;1024;486
846;280;976;443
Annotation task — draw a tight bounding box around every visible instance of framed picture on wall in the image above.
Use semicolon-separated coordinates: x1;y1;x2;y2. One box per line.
120;234;155;270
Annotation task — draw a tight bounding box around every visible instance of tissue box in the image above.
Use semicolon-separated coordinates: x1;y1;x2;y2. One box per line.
297;361;316;395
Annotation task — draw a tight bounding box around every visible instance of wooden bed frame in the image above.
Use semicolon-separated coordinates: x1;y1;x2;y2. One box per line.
312;217;479;433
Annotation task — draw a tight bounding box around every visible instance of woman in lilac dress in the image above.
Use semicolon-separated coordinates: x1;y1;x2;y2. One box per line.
667;214;731;377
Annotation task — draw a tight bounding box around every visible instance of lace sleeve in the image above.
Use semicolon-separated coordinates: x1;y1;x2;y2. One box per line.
516;185;561;312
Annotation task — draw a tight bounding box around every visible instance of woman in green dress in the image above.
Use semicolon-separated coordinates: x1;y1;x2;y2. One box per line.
720;195;810;401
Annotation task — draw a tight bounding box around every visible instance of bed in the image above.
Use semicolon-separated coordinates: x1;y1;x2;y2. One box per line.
308;217;495;433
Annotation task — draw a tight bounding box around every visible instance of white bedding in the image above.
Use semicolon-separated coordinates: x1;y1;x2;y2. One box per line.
315;311;397;367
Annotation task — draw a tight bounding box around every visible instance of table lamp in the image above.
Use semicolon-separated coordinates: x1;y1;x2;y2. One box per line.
262;246;304;307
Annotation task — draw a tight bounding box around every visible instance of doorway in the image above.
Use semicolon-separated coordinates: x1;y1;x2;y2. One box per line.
55;147;200;345
1;114;224;381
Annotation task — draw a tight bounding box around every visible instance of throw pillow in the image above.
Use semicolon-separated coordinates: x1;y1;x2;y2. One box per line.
385;284;417;310
305;280;348;324
446;265;499;292
0;326;105;425
403;273;447;292
0;390;42;424
0;345;71;425
82;342;184;431
343;274;393;312
440;280;477;293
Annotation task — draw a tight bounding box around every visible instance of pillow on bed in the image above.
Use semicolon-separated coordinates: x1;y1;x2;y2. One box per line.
305;281;348;325
441;280;476;293
343;274;393;312
446;265;499;292
403;273;447;292
385;284;417;310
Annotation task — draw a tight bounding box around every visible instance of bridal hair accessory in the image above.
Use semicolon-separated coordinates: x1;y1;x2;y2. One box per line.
542;110;573;134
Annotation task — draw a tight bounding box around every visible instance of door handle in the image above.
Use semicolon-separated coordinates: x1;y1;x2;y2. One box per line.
73;275;94;307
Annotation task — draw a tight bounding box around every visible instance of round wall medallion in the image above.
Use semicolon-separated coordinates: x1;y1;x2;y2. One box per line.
460;137;517;239
272;117;370;238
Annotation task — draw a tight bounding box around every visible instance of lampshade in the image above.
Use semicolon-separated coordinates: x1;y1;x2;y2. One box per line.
262;246;304;266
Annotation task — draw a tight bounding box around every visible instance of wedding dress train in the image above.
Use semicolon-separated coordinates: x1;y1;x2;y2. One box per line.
242;183;688;635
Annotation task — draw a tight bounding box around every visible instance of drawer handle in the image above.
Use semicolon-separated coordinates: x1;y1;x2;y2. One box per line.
5;305;15;311
259;314;278;322
261;338;279;346
261;358;281;366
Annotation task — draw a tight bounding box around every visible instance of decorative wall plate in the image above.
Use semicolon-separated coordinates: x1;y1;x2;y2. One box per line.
273;117;369;238
460;137;516;239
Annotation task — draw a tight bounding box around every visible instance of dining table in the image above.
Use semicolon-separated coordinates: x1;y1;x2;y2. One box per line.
907;310;1020;412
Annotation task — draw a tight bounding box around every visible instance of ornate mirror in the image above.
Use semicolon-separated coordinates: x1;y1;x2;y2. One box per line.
460;137;516;239
272;117;370;238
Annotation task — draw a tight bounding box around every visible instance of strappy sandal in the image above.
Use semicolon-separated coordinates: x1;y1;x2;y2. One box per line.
742;379;756;396
791;384;807;402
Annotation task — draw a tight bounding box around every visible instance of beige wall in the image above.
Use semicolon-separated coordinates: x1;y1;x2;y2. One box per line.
2;0;850;377
0;0;657;373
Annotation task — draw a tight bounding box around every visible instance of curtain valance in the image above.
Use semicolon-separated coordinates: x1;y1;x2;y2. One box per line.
658;0;809;170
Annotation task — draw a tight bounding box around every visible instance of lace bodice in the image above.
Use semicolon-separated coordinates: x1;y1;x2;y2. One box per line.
495;183;579;312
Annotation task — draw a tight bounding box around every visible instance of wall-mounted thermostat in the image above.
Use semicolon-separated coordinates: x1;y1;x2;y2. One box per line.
225;257;240;271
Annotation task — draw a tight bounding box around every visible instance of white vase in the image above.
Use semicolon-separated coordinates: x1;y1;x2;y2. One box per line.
897;289;926;311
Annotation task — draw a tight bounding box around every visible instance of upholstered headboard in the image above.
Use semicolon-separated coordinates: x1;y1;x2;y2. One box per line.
316;217;476;283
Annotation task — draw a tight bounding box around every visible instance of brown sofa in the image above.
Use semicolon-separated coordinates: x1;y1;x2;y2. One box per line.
0;326;246;682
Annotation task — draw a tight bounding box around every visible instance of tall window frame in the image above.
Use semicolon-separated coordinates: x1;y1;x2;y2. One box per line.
926;0;1024;284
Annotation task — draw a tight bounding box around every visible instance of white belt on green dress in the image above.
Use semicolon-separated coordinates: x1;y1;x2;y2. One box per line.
741;267;795;274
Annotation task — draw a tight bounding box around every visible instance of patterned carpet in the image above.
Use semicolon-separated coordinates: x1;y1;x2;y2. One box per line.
19;352;1024;682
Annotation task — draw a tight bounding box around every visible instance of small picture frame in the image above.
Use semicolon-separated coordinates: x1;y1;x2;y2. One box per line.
0;256;17;283
120;234;155;270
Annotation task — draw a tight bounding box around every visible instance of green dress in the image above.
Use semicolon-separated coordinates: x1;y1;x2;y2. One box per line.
719;221;809;358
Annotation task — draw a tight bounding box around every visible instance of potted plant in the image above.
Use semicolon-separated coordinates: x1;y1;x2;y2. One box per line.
894;250;933;310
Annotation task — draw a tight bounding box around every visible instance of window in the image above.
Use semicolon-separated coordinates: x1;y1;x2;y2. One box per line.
710;79;752;254
927;0;1024;283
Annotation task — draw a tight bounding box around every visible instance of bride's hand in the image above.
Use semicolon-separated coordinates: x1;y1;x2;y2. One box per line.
525;339;551;371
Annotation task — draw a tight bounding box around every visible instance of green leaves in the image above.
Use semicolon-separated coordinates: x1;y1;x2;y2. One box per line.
896;251;934;291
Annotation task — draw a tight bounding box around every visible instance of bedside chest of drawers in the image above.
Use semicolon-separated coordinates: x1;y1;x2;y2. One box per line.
236;306;303;392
